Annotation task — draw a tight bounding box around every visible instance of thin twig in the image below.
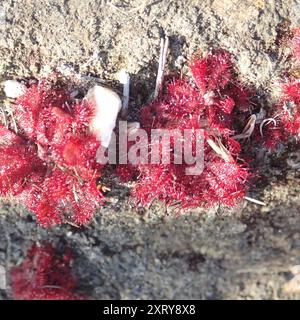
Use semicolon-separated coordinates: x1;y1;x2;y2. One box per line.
118;69;130;116
0;105;8;128
232;115;256;140
259;118;277;137
154;36;169;99
245;196;266;206
72;184;79;203
207;137;232;162
65;220;80;228
5;104;18;133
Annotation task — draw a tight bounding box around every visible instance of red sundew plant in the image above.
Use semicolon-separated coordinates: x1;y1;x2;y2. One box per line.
277;29;300;138
4;42;294;221
11;243;86;300
126;50;252;208
0;81;105;227
276;81;300;136
259;29;300;149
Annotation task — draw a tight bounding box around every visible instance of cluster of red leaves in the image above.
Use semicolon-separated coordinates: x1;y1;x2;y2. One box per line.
0;82;104;227
4;40;299;223
276;82;300;136
278;29;300;137
259;29;300;149
118;50;252;208
11;243;86;300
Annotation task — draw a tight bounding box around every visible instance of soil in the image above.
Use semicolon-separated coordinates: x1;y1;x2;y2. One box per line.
0;0;300;300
